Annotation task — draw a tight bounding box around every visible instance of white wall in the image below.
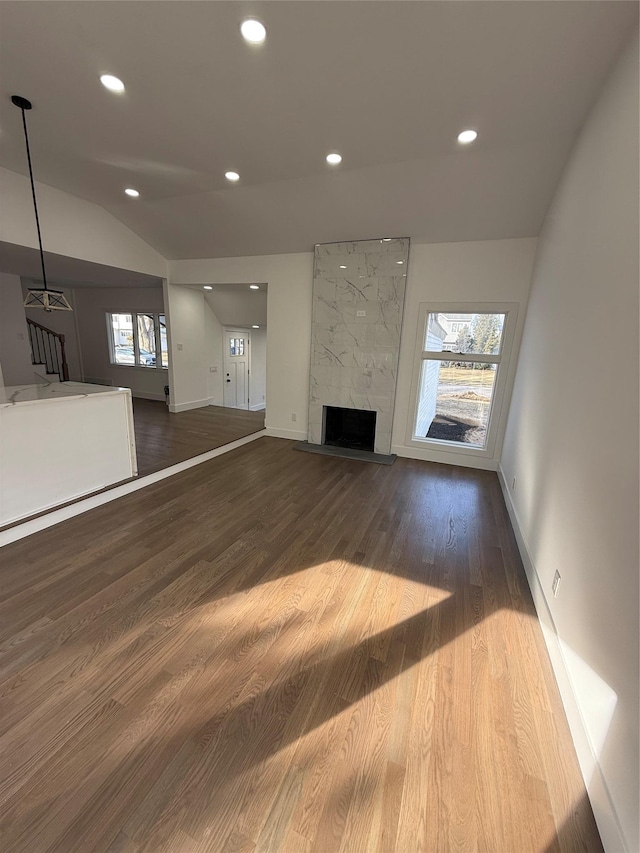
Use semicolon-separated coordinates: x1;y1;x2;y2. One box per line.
501;34;639;853
21;281;82;381
0;167;167;279
168;253;313;436
392;238;537;468
73;286;168;400
1;386;136;525
0;272;37;385
169;244;535;446
249;327;267;410
167;288;265;411
204;300;224;406
164;284;208;412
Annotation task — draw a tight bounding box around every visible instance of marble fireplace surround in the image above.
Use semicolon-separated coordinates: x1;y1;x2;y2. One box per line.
308;237;409;456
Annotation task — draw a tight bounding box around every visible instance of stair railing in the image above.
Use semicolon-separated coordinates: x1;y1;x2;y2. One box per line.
26;317;70;382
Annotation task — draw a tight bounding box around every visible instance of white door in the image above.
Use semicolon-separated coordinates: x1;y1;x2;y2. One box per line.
223;330;250;409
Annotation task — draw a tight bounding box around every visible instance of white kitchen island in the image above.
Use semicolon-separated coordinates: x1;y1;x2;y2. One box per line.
0;382;137;526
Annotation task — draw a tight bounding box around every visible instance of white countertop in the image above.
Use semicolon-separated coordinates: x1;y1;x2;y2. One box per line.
0;382;131;408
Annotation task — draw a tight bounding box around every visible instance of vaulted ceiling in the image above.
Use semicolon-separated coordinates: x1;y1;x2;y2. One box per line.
0;1;636;260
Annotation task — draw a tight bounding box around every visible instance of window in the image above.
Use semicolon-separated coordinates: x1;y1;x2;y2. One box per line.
107;312;169;369
229;337;245;356
159;314;168;367
409;304;517;456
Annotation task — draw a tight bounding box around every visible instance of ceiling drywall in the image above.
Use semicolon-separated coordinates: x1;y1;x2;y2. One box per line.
0;242;162;288
183;283;268;328
0;1;637;259
206;284;267;329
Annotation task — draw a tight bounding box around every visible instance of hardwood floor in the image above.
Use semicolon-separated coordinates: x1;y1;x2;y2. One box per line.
0;438;602;852
133;399;265;476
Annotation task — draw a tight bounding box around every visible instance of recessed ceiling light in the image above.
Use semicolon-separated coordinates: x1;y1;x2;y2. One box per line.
249;284;260;290
252;325;260;329
326;152;342;165
240;18;266;44
339;265;347;269
204;286;213;290
100;74;125;93
383;238;392;242
225;171;240;182
124;188;139;197
457;129;478;144
396;260;404;265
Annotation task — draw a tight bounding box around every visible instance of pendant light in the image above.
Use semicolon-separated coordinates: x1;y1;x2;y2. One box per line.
12;95;72;312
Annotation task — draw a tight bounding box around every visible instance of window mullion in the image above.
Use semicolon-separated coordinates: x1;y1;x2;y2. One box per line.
154;314;161;370
133;313;140;365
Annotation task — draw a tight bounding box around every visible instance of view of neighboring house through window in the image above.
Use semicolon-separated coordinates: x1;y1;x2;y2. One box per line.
412;307;514;452
107;312;169;369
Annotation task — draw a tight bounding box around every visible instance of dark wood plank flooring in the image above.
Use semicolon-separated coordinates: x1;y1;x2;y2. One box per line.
0;438;602;852
132;399;265;476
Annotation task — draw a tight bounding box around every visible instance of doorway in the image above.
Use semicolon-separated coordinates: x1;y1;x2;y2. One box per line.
223;329;250;409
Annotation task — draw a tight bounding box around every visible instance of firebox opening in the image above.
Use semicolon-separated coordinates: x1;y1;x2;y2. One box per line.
323;406;376;452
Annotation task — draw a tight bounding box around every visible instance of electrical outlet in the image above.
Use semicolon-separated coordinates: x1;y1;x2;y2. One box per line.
512;476;517;491
209;365;217;373
291;413;297;422
552;570;561;598
177;343;183;351
356;310;366;317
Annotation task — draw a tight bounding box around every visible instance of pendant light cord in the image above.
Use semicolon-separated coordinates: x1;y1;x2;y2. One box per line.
18;104;49;292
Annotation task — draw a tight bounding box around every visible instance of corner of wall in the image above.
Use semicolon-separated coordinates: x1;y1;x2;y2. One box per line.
264;426;307;441
169;399;210;414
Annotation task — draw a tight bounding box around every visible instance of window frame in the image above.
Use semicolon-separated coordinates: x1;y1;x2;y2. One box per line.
406;302;518;459
106;312;169;370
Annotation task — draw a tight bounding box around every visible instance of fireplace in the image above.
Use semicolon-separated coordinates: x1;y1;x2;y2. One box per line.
323;406;376;452
307;237;409;457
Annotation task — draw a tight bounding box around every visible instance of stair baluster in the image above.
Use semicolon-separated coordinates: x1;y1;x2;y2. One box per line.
26;317;70;382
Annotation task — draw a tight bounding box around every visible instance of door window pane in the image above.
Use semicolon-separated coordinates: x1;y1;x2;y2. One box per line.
416;361;497;448
110;313;134;364
137;314;156;367
230;338;245;356
425;312;505;355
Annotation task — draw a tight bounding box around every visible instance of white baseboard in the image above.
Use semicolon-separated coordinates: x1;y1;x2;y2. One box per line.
392;443;498;471
496;465;628;853
82;377;114;387
264;426;307;441
132;391;165;402
82;380;164;404
169;398;211;413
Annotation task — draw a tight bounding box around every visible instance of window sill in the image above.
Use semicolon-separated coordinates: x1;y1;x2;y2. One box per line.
406;435;494;458
109;364;169;371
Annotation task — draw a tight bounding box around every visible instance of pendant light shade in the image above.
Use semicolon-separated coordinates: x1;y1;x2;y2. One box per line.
23;287;73;312
12;95;72;312
23;288;73;311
